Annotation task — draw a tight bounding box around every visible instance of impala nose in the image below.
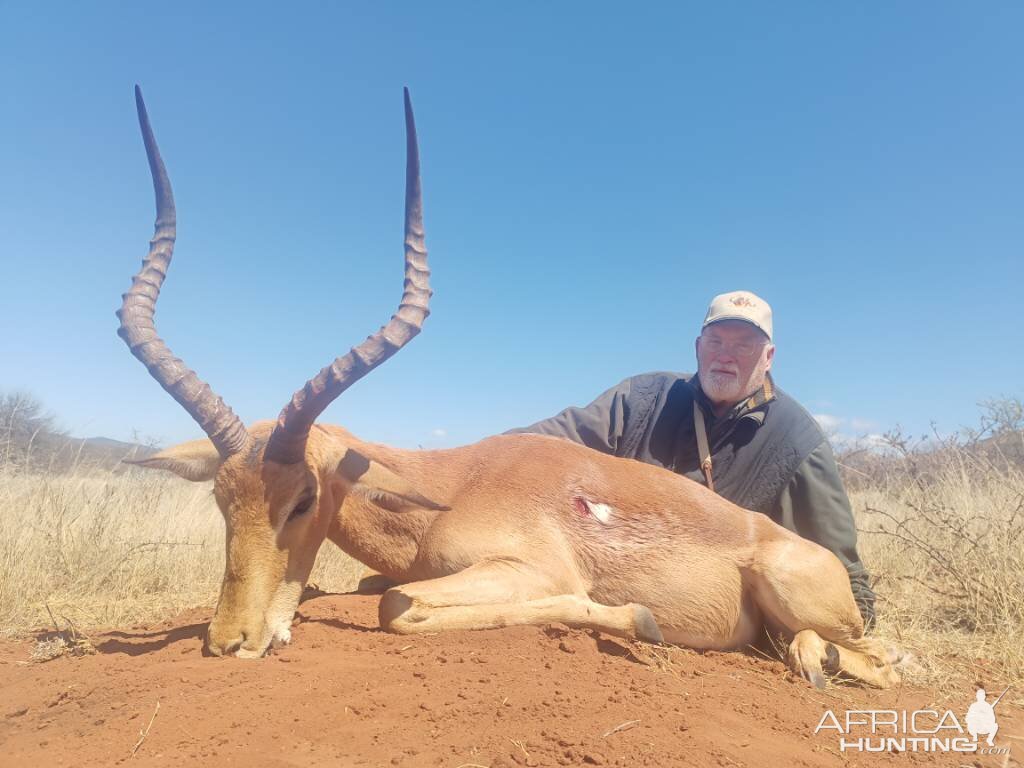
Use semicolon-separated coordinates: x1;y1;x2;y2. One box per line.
206;628;248;657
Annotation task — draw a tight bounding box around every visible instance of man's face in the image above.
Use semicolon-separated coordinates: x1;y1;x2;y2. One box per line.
695;320;775;410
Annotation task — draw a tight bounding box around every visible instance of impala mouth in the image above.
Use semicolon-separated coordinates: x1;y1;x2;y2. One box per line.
206;592;301;658
260;579;304;654
233;645;266;660
269;624;293;649
226;624;289;658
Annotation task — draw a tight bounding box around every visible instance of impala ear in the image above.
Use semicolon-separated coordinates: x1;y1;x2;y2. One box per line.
124;438;221;482
335;449;448;512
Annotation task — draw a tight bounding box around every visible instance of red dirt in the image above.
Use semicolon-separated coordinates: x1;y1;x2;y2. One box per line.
1;591;1019;767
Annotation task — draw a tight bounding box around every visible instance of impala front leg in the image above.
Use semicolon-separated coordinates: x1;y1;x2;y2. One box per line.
378;558;663;643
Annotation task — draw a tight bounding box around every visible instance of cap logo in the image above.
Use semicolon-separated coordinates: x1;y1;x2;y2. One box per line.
730;296;756;308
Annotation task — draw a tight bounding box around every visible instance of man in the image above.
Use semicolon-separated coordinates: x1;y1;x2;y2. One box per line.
508;290;876;627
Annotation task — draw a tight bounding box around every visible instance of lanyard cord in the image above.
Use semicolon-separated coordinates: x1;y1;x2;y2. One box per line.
693;401;715;492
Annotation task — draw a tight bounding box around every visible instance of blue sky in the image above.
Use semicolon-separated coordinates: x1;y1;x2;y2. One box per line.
1;3;1021;450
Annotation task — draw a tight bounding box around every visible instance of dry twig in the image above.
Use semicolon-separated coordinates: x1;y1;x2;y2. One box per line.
130;701;160;758
601;719;640;738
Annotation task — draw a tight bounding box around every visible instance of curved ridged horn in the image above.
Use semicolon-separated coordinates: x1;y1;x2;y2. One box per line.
117;85;251;459
265;87;431;465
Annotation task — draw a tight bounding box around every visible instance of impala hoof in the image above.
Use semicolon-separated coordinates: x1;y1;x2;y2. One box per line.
823;642;840;676
631;604;664;644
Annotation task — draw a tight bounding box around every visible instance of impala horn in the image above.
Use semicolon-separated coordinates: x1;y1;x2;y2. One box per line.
265;87;431;465
117;85;251;459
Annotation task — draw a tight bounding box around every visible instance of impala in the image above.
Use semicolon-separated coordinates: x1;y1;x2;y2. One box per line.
119;86;899;688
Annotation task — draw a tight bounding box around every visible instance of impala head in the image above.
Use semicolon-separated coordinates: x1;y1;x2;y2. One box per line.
119;86;430;657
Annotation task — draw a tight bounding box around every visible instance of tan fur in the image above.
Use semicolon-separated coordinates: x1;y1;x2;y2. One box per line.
142;422;898;688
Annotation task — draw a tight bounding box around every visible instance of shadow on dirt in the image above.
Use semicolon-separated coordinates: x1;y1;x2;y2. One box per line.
297;616;380;634
541;624;648;665
593;635;647;664
95;623;206;656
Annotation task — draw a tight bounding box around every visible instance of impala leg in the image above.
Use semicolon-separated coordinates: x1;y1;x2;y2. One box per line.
751;541;900;689
379;558;663;643
787;629;900;689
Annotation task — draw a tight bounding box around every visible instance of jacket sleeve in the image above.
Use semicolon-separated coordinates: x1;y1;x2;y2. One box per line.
774;440;877;629
504;378;633;455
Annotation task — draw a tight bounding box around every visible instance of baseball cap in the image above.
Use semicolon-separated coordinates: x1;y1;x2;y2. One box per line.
702;290;773;341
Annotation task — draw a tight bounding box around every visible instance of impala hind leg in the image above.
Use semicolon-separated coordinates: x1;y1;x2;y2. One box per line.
751;541;899;689
378;558;663;643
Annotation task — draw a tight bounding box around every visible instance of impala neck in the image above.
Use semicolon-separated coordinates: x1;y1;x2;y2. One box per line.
321;435;464;582
327;487;440;582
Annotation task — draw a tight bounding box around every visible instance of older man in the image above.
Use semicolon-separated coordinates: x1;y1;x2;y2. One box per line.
508;290;875;627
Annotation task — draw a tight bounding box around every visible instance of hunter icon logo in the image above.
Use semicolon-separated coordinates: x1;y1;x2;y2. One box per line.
967;687;1008;747
730;296;756;308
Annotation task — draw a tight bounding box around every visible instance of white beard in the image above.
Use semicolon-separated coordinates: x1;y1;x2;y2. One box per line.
701;369;743;403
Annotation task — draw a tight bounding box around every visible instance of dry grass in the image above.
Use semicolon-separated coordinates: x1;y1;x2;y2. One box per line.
846;433;1024;689
0;461;364;639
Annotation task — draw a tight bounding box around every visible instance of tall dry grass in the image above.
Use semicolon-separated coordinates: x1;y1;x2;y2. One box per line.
0;459;364;638
845;429;1024;688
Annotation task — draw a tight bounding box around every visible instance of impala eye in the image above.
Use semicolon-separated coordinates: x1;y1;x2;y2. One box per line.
288;496;315;522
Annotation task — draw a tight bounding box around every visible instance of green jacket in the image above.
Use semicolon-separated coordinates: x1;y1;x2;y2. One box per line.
509;371;876;627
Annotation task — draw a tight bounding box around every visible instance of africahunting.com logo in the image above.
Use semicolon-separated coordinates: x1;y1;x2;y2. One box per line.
814;687;1011;755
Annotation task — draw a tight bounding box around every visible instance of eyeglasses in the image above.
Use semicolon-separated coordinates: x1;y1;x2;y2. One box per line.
699;336;767;360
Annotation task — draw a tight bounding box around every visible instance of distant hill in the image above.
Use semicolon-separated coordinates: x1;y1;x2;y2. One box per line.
72;436;157;470
11;435;160;474
80;436;154;452
2;391;157;474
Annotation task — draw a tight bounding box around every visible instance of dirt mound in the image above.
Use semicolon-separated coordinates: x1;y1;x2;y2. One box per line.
0;592;1017;767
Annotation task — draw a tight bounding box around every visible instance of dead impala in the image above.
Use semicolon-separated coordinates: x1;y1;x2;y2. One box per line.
119;86;899;688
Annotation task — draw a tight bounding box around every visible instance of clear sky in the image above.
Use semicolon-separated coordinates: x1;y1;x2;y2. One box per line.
2;2;1021;450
